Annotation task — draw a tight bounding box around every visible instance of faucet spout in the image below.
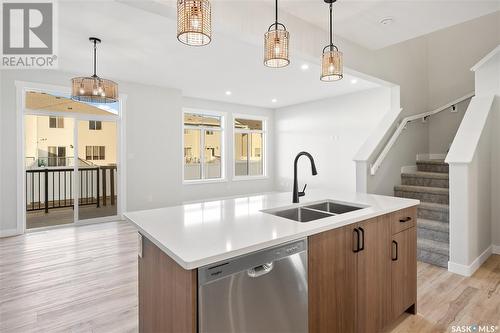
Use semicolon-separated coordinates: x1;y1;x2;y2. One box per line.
293;152;318;203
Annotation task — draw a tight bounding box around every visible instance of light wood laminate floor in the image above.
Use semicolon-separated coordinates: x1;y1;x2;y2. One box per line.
0;221;499;332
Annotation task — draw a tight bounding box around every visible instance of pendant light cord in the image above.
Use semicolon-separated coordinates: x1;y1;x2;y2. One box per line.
329;3;333;50
93;39;97;77
275;0;278;29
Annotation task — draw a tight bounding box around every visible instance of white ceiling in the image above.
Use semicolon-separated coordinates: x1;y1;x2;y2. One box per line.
280;0;500;50
56;1;379;109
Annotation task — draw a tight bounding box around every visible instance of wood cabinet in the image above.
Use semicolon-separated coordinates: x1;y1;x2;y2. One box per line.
308;208;417;333
138;236;197;333
391;226;417;318
308;224;356;333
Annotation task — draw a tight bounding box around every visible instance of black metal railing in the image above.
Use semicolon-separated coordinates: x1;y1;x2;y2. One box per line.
26;166;117;213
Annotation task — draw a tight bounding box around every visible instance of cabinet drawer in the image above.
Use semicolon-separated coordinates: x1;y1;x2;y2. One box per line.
391;207;417;234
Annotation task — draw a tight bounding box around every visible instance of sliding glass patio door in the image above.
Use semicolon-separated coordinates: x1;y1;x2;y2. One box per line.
23;90;121;230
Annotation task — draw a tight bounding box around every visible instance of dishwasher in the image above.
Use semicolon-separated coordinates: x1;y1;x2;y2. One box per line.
198;238;308;333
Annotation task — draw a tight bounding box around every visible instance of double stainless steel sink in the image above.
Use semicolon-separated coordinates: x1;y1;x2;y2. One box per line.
263;200;365;223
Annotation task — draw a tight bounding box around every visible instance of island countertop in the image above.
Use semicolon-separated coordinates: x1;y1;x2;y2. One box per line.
124;190;419;270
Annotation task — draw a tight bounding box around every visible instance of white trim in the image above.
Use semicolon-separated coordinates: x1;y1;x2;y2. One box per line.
15;81;127;232
0;228;20;238
182;108;226;183
492;245;500;255
448;245;492;277
231;113;268;180
400;165;417;174
370;92;474;175
470;44;500;71
416;153;447;161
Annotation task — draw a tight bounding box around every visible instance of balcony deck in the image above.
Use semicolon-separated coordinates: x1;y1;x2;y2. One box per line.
27;199;117;229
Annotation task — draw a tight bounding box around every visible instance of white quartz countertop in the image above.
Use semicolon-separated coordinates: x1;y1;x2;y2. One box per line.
124;190;419;270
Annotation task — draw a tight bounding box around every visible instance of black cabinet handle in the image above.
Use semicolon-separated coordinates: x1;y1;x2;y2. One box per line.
353;228;360;253
392;240;398;261
399;217;412;223
358;227;365;251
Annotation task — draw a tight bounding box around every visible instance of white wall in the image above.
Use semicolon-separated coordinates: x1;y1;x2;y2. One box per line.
355;12;500;195
0;71;274;234
181;97;274;203
275;87;391;193
428;97;471;154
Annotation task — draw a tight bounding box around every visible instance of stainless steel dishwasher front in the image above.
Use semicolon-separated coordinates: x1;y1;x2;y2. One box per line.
198;238;308;333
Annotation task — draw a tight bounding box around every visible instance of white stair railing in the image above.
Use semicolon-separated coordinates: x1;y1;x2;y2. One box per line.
369;92;474;175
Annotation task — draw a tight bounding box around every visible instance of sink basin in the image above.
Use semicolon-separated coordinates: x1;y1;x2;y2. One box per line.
270;207;333;223
304;200;364;215
263;200;366;223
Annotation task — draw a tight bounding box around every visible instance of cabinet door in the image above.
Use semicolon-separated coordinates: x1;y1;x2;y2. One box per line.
308;225;356;333
391;227;417;318
356;216;392;332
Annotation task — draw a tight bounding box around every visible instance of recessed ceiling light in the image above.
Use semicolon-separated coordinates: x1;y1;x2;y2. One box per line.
379;17;394;26
225;90;232;96
301;63;309;71
351;79;358;84
271;98;277;103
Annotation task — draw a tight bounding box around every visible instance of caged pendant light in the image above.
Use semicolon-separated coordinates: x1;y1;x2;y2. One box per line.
320;0;343;82
71;37;118;103
177;0;212;46
264;0;289;68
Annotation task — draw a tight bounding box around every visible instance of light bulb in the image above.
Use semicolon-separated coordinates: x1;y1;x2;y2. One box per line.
101;92;106;97
274;45;281;56
79;87;85;94
329;64;335;73
98;85;103;93
191;16;200;29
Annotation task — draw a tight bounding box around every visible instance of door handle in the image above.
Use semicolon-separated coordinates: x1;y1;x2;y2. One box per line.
358;227;365;251
247;262;274;278
399;217;412;223
353;228;360;253
392;240;398;261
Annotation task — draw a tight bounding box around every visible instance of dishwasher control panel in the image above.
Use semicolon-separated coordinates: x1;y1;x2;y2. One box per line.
198;238;307;285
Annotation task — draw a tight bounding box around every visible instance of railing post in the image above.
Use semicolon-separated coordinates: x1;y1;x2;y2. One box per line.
44;169;49;213
110;167;115;206
96;167;100;208
102;168;107;206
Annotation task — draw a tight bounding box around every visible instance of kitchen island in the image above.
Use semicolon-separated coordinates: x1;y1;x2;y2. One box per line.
125;190;419;333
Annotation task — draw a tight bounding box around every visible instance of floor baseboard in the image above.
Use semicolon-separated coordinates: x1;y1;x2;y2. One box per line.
493;245;500;255
448;245;492;277
0;228;21;238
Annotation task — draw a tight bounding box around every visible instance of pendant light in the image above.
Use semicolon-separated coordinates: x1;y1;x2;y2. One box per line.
177;0;212;46
264;0;289;68
71;37;118;103
321;0;343;81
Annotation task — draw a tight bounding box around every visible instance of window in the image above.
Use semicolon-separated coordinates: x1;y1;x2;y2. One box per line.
183;111;224;181
89;120;102;130
234;117;265;177
49;116;64;128
47;146;66;166
85;145;105;160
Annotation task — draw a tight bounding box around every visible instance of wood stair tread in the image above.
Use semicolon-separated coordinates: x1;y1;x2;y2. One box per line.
416;160;447;165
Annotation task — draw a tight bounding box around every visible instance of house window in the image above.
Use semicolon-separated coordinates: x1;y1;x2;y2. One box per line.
89;120;102;130
183;111;224;181
234;117;265;177
85;146;105;160
47;146;66;166
49;116;64;128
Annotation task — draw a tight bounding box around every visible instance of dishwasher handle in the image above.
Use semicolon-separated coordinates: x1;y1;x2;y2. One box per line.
247;262;274;278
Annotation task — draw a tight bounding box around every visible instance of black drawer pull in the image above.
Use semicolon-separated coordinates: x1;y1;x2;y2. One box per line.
392;240;398;261
399;217;412;223
353;228;360;253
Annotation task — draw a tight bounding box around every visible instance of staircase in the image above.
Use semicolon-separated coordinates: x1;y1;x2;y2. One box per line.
394;159;449;268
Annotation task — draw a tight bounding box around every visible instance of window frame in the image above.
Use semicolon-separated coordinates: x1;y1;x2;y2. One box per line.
89;120;102;130
49;116;64;129
182;108;226;184
232;114;268;181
